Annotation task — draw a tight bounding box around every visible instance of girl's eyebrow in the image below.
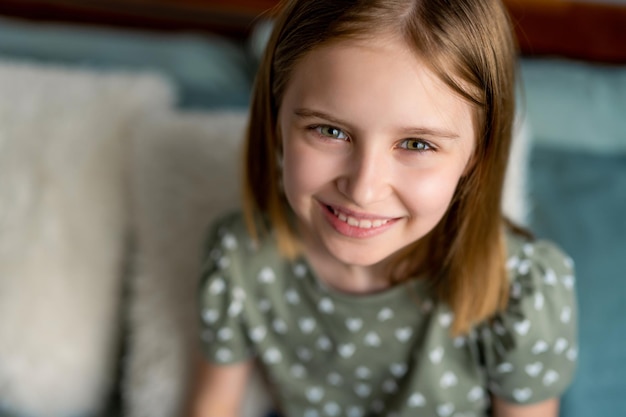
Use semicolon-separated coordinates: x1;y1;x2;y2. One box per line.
294;108;347;127
401;126;460;140
294;108;460;140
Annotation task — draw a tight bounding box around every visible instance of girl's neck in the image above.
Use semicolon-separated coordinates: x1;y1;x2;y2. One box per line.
310;255;392;295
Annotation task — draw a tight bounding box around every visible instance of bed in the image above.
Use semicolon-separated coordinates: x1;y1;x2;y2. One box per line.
0;1;624;416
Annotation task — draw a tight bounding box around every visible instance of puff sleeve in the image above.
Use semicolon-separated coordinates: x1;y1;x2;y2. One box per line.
478;239;578;405
198;217;253;365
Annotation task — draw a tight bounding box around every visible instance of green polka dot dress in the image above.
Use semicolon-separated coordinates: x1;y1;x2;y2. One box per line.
199;211;577;417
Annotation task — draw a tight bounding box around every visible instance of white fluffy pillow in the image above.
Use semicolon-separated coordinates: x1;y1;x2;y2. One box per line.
0;60;173;417
124;110;530;417
125;111;272;417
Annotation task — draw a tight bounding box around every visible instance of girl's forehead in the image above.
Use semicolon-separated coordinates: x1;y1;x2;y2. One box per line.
281;36;475;137
303;32;411;65
287;33;470;107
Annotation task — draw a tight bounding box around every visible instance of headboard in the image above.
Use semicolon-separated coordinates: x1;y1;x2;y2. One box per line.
504;0;626;64
0;0;625;63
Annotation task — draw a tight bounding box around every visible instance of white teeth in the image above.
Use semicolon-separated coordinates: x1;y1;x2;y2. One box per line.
347;217;359;227
332;208;389;229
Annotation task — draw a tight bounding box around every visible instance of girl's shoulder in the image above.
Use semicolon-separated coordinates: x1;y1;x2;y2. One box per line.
200;209;286;284
198;210;288;363
202;210;251;245
504;231;575;281
474;231;577;405
202;209;275;257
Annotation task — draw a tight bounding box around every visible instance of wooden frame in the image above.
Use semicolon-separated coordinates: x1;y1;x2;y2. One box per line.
0;0;625;62
504;0;626;63
0;0;279;39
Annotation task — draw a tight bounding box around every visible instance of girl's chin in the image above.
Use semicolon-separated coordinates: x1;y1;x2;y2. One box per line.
317;239;393;269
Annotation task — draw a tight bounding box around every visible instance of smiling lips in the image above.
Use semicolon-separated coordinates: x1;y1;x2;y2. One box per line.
322;203;398;238
331;206;392;229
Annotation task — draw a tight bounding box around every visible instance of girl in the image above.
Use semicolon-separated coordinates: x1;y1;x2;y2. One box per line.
192;0;577;416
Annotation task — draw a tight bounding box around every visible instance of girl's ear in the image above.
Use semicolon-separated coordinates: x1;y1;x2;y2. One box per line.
462;150;478;178
462;111;484;178
274;123;285;194
276;149;284;170
460;112;480;178
274;121;284;164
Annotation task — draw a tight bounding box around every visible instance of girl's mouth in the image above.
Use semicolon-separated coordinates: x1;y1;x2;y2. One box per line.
320;202;399;237
328;206;392;229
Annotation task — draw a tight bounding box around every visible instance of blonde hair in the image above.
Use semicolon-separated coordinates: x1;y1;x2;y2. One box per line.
243;0;517;335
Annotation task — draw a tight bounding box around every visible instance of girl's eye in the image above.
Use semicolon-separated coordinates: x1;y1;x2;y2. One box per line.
316;125;348;140
400;139;432;152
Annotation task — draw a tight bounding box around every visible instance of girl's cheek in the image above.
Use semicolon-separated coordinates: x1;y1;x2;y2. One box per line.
282;143;324;188
284;134;345;173
401;168;462;213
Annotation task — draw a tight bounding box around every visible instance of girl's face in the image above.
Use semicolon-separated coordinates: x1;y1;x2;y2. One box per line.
278;36;476;278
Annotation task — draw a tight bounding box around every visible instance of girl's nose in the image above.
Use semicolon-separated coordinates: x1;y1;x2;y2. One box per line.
336;147;392;207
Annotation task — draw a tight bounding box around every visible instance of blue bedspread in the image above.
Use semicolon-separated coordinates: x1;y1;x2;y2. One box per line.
530;146;626;417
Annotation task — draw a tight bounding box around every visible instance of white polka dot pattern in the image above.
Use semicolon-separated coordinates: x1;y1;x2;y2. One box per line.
199;212;578;416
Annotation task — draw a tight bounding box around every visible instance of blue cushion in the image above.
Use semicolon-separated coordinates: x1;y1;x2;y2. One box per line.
520;59;626;154
0;17;253;108
529;146;626;417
